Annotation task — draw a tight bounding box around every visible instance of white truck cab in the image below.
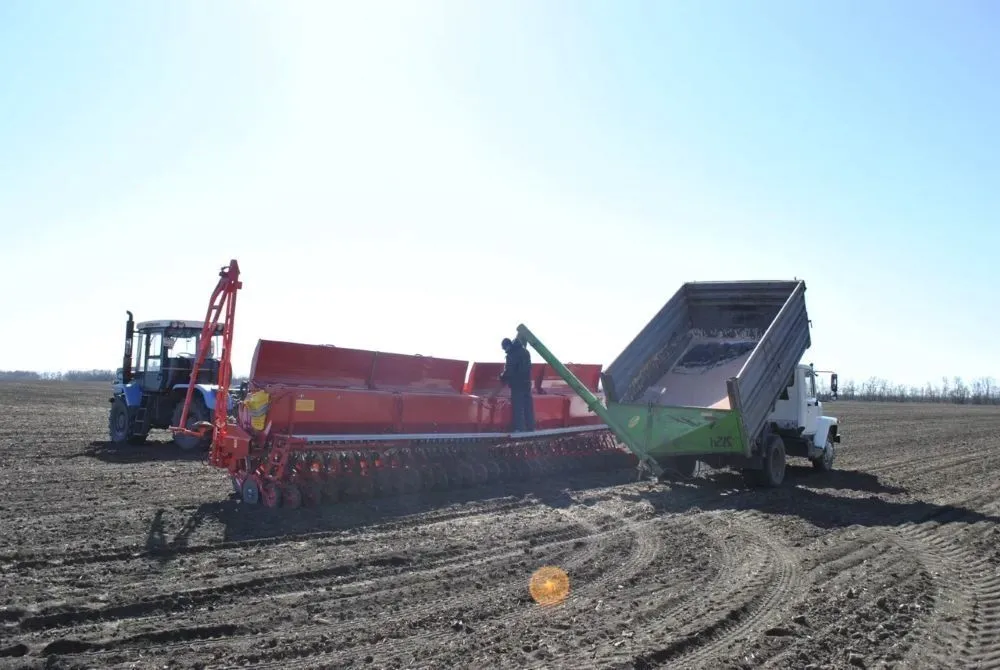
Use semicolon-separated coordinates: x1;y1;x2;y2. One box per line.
768;363;840;470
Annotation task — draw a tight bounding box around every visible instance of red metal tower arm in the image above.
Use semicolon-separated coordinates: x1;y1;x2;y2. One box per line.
170;259;242;442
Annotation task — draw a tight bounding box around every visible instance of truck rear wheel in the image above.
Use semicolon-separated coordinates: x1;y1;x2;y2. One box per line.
746;435;786;488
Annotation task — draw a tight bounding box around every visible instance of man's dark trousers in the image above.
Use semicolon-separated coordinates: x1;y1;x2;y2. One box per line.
510;384;536;432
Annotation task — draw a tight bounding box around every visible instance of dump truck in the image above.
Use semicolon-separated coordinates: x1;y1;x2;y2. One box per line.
516;280;841;487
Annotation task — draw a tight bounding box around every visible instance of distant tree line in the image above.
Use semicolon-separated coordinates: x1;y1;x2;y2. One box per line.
1;369;997;406
0;370;251;385
817;376;1000;405
0;369;117;382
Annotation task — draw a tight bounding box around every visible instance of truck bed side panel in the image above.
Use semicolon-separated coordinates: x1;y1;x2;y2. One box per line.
603;289;692;403
728;281;811;447
604;281;808;408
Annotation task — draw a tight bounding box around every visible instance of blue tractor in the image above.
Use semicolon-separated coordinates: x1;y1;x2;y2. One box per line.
109;311;234;450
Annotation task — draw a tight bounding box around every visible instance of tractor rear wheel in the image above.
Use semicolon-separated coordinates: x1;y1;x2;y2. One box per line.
172;398;212;451
109;397;146;445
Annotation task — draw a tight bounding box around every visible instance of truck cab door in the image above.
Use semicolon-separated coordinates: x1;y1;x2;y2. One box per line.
799;367;821;432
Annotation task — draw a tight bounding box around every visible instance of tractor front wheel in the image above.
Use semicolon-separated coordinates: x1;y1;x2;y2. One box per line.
172;398;212;451
109;397;146;445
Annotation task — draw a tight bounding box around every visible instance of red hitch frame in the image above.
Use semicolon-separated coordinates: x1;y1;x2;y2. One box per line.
169;259;242;445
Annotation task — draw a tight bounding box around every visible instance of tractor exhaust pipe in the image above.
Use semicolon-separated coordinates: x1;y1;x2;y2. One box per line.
122;311;135;384
122;311;134;384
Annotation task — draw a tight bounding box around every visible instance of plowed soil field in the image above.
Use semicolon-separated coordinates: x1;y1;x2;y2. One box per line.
3;381;1000;669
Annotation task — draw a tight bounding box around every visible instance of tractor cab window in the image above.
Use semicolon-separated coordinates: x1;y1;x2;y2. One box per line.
166;335;199;358
146;332;163;372
203;334;221;359
132;332;146;372
164;333;221;360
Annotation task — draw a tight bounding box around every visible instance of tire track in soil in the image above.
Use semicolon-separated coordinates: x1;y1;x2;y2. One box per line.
27;505;622;666
284;505;798;670
381;502;775;670
559;512;729;669
527;500;666;603
750;533;934;669
5;468;637;664
221;505;643;669
397;502;668;651
0;495;548;570
233;500;682;670
47;535;572;669
731;443;1000;670
818;473;1000;670
892;494;1000;669
12;510;593;636
15;555;585;666
36;622;245;655
614;510;804;670
492;483;797;668
3;465;639;568
866;450;987;480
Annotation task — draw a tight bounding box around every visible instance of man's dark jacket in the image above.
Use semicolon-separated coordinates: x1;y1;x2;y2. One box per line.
501;340;532;390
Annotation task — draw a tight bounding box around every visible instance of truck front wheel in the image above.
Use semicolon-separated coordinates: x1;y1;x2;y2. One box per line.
812;439;835;472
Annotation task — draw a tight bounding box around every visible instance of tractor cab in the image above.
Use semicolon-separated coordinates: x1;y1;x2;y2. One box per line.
109;311;227;449
122;319;224;392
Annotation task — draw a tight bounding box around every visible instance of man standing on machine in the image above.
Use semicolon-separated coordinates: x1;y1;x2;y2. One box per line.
500;337;535;432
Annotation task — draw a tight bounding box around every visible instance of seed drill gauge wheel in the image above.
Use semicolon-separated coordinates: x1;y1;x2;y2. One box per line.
282;484;302;509
261;480;282;508
301;482;323;507
241;477;260;505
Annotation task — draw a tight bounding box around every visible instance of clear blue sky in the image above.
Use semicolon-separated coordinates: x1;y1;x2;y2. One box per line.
1;0;997;388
